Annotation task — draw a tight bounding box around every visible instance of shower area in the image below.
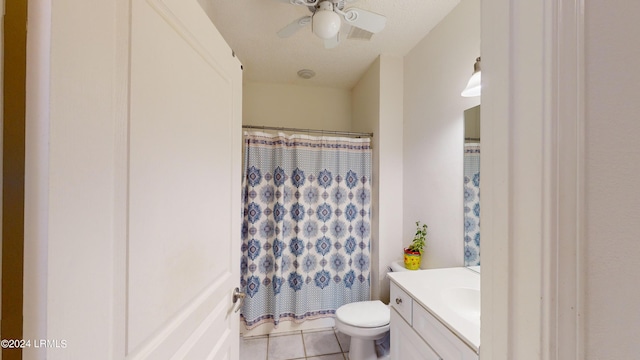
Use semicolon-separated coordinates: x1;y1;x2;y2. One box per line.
237;68;402;336
240;128;374;334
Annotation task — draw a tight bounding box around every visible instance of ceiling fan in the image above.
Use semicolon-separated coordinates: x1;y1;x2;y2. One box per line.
275;0;387;48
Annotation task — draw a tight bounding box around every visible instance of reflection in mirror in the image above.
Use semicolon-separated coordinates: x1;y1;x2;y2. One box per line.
464;105;480;267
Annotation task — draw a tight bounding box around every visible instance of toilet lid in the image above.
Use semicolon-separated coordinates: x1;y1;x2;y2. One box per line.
336;300;390;328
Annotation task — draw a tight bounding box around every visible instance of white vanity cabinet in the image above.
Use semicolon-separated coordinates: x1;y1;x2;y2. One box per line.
388;268;480;360
391;308;441;359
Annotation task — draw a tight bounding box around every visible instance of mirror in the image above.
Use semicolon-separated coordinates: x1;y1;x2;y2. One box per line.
464;105;481;268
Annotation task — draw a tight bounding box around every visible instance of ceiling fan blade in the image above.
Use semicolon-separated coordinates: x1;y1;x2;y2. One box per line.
277;16;312;38
340;7;386;34
324;33;340;49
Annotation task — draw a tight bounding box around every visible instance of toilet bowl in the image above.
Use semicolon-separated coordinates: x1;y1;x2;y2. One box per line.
334;260;407;360
335;300;390;360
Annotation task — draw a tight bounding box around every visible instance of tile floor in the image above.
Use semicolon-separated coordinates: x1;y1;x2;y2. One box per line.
240;327;351;360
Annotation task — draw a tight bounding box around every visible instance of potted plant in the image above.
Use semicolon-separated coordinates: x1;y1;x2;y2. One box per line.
404;221;428;270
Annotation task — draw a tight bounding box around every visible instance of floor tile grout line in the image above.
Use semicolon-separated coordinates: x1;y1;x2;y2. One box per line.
332;328;345;354
265;333;270;360
300;330;308;359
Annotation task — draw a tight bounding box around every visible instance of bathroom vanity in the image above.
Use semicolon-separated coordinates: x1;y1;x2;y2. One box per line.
388;267;480;360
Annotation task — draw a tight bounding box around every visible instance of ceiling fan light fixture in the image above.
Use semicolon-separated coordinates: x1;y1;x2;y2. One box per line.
461;57;481;97
312;3;341;40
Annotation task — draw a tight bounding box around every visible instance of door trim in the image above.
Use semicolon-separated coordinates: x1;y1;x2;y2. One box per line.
480;0;585;358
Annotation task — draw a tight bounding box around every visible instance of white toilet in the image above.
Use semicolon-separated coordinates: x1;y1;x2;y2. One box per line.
335;261;408;360
335;300;390;360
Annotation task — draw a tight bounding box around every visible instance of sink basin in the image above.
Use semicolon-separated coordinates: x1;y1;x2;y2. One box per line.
441;287;480;323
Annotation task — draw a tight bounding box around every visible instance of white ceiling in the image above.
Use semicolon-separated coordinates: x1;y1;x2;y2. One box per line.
200;0;460;89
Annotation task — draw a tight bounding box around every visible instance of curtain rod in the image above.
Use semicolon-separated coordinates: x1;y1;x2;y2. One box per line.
242;125;373;138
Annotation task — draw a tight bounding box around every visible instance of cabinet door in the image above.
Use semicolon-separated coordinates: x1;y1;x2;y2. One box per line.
412;302;479;360
390;282;413;325
391;308;441;360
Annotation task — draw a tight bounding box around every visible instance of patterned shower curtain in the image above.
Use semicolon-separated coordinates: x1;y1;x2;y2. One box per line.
464;143;481;266
240;131;372;329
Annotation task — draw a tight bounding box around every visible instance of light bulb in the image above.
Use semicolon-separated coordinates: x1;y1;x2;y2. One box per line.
312;10;341;40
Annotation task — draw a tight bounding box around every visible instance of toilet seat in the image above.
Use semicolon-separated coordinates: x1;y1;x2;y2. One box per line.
336;300;390;328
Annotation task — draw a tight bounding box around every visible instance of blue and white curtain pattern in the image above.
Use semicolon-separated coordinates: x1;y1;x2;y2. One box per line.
240;131;372;329
464;143;480;266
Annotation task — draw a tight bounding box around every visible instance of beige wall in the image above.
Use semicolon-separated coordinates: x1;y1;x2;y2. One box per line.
243;82;351;131
352;58;381;300
352;55;404;303
351;59;379;136
585;1;640;357
403;0;480;268
376;55;404;302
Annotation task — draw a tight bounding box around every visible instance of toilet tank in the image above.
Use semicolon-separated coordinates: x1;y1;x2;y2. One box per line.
389;260;409;272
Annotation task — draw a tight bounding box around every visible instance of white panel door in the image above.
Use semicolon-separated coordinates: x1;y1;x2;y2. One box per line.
127;0;242;358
